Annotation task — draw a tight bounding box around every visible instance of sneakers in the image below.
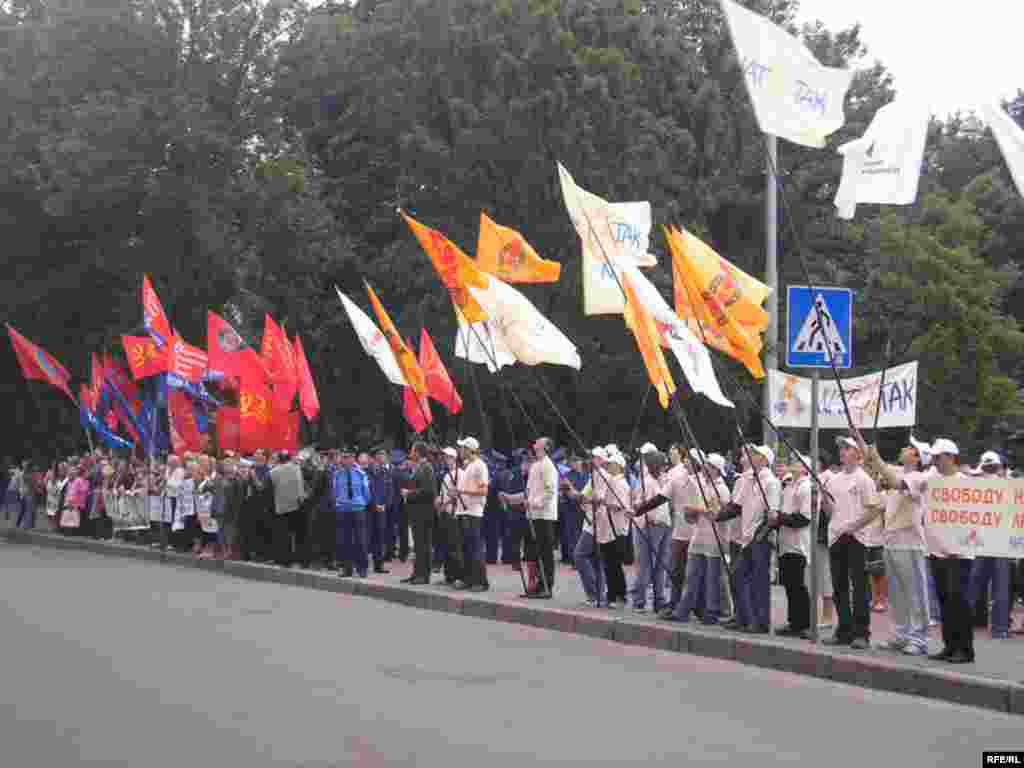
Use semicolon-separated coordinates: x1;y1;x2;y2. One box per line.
822;635;852;647
877;639;908;652
902;646;928;657
633;605;649;614
850;638;869;650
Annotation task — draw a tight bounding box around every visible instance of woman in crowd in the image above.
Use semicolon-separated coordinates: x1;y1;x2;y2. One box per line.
45;461;69;532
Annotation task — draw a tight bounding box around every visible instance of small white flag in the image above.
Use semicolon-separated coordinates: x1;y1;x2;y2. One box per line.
833;100;928;219
983;101;1024;198
335;287;407;387
720;0;853;148
454;314;516;373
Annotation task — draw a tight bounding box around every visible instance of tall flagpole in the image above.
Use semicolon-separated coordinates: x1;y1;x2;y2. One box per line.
763;133;779;445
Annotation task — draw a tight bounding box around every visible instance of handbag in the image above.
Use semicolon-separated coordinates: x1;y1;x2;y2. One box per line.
59;505;80;529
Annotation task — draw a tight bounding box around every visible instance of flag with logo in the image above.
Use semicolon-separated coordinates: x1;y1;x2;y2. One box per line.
833;100;929;219
142;275;174;348
365;283;428;396
216;406;241;453
622;275;676;409
261;314;299;412
454;311;516;373
418;328;462;414
6;324;74;401
239;352;273;454
720;0;853;148
167;388;205;454
983;101;1024;198
207;310;249;383
666;226;770;379
476;212;561;283
292;335;320;422
122;334;168;379
401;210;489;324
557;163;657;315
337;287;408;387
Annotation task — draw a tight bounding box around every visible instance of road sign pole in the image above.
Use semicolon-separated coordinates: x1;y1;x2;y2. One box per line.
763;134;779;444
808;368;820;643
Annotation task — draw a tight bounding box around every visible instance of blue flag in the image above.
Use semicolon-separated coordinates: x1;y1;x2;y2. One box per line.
80;405;133;452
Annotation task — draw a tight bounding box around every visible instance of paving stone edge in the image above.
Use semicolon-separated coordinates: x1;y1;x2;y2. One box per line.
7;527;1020;716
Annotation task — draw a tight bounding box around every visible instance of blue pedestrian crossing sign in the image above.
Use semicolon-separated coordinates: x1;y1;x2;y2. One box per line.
786;286;853;369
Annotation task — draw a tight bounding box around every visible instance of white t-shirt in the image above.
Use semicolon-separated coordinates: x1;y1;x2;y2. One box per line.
689;477;730;557
881;469;928;552
526;456;558;521
779;476;812;559
632;469;671;529
825;466;880;547
457;458;489;518
662;464;696;542
737;468;781;546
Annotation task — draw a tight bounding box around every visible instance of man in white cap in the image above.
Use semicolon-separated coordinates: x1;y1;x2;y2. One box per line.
717;445;780;634
924;438;975;662
966;450;1012;639
521;437;559;598
629;448;670;613
566;448;610;606
435;447;464;586
455;437;490;592
771;454;813;636
821;435;881;649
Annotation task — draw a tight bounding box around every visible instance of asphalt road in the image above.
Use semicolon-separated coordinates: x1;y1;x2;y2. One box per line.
1;543;1019;767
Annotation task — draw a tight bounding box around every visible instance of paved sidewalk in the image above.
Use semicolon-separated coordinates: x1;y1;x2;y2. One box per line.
3;520;1022;715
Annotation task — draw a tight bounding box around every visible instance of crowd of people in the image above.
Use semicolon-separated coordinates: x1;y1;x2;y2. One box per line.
5;430;1024;665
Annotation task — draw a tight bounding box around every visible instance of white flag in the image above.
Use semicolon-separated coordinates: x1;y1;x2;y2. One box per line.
467;274;582;370
720;0;853;148
983;101;1024;198
622;263;734;409
833;100;928;219
335;287;407;387
455;314;516;373
558;163;657;316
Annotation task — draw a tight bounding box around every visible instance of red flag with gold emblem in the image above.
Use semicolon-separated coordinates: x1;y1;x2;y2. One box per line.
261;314;298;412
239;352;273;454
122;335;168;379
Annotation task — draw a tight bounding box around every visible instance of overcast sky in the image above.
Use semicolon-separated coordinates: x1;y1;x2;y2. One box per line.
796;0;1021;118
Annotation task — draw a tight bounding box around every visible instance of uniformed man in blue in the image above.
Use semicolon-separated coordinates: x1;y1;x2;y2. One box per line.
482;449;507;564
367;447;393;574
500;450;528;568
333;446;371;578
560;455;589;565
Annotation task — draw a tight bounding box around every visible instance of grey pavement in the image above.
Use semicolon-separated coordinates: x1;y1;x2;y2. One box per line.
1;542;1021;767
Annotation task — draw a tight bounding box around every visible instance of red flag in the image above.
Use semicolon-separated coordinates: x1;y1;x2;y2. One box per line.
91;353;105;401
261;315;298;412
216;406;241;453
207;310;249;382
80;384;97;414
239;352;273;454
6;325;74;401
168;336;208;384
168;388;204;454
142;275;173;348
105;356;140;408
269;407;301;452
402;386;432;434
292;335;320;422
122;335;168;379
105;410;119;431
418;328;462;414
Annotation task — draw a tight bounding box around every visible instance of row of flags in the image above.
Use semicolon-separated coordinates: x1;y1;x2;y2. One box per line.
8;276;322;456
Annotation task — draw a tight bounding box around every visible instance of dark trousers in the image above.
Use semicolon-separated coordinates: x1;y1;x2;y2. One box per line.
384;501;401;561
397;501;411;562
931;556;975;657
16;496;34;530
483;503;502;563
459;516;488;587
433;513;448;566
523;518;556;593
336;509;368;574
502;509;524;565
559;502;581;563
367;504;389;565
274;508;310;567
442;514;463;583
600;538;628;603
669;539;690;609
410;513;432;580
734;540;771;629
780;553;811;632
830;536;870;641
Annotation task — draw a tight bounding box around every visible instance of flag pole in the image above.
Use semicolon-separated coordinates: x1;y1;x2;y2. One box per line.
763;133;779;446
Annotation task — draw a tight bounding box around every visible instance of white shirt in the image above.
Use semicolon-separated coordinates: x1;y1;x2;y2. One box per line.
779;476;812;559
662;464;697;542
882;469;928;551
632;469;671;529
689;477;730;557
457;457;489;518
736;468;781;546
526;456;558;521
825;466;880;547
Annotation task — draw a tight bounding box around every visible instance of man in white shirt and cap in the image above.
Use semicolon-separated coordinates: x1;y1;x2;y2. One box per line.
455;437;490;592
966;450;1013;640
522;437;559;598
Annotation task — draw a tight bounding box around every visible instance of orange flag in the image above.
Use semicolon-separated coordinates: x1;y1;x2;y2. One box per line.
622;275;676;409
476;212;561;283
365;282;428;396
400;210;489;323
666;225;770;379
419;328;462;414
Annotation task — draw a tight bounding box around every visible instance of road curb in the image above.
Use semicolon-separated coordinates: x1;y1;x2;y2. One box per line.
6;527;1021;716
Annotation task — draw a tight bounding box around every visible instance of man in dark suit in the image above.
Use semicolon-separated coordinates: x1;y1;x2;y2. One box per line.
400;442;437;585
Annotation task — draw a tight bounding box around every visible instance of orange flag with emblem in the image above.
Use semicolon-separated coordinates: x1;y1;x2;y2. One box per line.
666;225;770;380
623;275;676;409
476;212;561;283
365;282;427;397
400;210;489;323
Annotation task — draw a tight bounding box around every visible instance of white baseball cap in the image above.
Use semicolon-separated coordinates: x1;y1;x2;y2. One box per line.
442;447;457;459
931;438;959;456
457;437;480;452
607;452;627;468
604;443;620;455
591;447;608;461
751;445;775;466
909;435;932;465
706;453;727;471
979;450;1003;467
836;436;859;451
688;448;706;463
640;442;658;454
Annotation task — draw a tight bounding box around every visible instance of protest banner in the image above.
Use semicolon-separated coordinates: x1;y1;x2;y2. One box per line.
768;362;917;429
924;475;1024;558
